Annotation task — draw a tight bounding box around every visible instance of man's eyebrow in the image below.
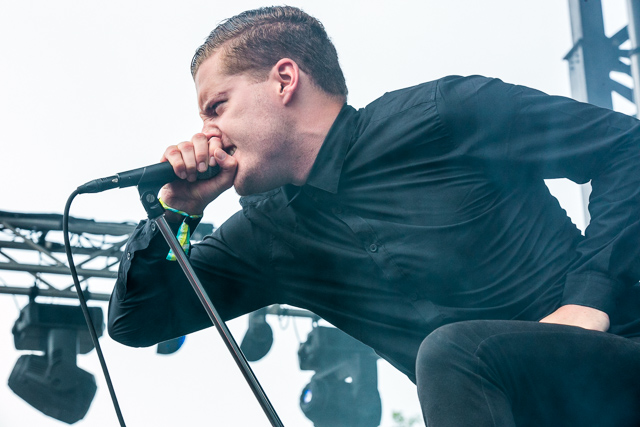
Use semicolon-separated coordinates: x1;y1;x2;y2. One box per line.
200;91;227;111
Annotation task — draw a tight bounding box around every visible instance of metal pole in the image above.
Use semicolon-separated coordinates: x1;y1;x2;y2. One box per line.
566;0;613;226
627;0;640;116
137;186;283;426
154;215;284;427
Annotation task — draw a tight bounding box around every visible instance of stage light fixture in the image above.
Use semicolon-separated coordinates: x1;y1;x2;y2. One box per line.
157;335;186;355
8;301;103;424
298;326;381;427
240;307;273;362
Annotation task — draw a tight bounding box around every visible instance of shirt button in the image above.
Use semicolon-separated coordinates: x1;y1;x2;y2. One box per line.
127;252;131;260
150;222;157;231
368;243;378;253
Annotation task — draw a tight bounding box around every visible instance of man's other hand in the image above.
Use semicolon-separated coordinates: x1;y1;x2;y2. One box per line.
540;304;610;332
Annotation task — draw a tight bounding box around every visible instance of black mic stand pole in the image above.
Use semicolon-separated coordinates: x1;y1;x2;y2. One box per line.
137;184;284;427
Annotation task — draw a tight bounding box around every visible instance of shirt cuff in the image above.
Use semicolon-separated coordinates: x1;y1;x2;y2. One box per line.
561;272;619;316
114;219;182;300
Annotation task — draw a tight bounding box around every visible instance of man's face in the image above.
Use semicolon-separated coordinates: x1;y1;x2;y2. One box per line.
195;52;294;196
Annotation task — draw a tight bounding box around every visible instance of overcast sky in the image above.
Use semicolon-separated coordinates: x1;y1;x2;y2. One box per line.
0;1;632;426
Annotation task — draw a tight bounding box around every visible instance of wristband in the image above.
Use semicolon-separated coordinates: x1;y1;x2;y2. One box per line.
158;198;203;261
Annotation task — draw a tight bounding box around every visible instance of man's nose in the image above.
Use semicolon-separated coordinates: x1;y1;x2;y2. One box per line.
201;122;221;139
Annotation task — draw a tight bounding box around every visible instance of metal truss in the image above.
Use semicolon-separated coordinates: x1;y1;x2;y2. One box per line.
0;210;313;323
0;210;138;301
565;0;640;224
566;0;640;112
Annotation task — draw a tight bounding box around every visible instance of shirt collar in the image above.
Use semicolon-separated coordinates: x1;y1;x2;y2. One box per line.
304;103;358;194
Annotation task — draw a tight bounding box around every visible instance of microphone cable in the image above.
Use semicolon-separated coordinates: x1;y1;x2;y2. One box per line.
63;189;127;427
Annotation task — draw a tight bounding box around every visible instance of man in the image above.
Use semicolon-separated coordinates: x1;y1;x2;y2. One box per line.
108;6;640;426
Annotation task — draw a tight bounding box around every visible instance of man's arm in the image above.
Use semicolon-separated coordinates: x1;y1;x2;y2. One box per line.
108;133;277;346
108;210;277;347
107;219;211;347
437;76;640;329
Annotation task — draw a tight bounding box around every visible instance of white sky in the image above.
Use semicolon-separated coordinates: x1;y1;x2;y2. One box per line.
0;1;632;426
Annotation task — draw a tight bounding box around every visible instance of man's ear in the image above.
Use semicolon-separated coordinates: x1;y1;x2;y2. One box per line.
271;58;299;105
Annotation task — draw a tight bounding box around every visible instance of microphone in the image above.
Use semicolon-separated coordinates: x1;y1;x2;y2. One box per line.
77;162;220;194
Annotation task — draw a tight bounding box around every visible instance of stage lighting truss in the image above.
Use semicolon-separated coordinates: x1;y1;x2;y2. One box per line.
0;210;215;422
0;210;214;300
0;210;136;301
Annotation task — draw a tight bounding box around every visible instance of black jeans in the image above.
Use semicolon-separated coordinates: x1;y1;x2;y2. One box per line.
416;320;640;427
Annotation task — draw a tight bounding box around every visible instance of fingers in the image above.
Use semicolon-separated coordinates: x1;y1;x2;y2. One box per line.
207;146;236;187
158;142;236;215
162;133;220;182
213;147;237;174
193;133;211;174
180;140;198;181
209;136;222;167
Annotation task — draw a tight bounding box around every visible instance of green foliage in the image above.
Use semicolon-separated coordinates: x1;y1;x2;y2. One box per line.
391;410;422;427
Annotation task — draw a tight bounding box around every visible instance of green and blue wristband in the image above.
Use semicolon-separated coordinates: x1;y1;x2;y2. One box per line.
158;198;203;261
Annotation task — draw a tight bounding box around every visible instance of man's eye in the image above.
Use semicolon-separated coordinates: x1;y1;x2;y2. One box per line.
209;101;224;116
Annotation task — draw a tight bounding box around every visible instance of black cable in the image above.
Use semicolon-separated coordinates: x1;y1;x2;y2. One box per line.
63;189;127;427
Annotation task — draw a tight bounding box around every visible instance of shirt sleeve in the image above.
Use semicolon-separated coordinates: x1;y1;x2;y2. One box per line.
108;211;276;347
436;75;640;315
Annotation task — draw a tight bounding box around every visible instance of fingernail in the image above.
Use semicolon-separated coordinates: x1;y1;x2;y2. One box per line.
180;172;187;180
216;150;227;160
198;162;207;172
209;156;216;166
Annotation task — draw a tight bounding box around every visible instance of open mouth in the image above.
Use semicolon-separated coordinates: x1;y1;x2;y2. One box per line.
225;145;237;156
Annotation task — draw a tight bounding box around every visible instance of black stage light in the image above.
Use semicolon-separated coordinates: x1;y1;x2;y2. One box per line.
157;335;186;355
298;326;381;427
240;307;273;362
9;347;97;424
9;302;103;424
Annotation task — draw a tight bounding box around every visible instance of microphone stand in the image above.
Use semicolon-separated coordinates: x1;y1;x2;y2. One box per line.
137;184;284;427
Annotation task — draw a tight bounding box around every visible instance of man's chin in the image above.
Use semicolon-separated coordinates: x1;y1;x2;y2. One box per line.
234;176;282;196
234;186;250;197
233;181;257;197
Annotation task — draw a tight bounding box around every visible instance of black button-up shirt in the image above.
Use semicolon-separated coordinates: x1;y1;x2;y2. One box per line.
109;75;640;382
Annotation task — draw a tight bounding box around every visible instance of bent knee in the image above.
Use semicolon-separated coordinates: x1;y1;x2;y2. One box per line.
418;323;465;365
416;321;489;382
